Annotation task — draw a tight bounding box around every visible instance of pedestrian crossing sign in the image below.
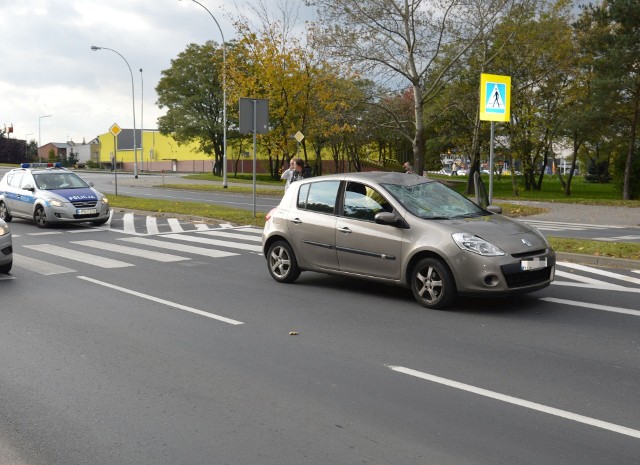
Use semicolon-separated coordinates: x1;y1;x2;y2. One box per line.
480;73;511;122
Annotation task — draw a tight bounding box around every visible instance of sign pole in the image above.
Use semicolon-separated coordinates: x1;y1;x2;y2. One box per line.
252;100;257;218
479;74;511;206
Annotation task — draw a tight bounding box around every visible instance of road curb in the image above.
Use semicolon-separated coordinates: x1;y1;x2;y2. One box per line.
556;252;639;269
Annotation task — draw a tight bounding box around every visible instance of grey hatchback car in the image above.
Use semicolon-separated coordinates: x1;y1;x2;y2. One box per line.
0;217;12;274
262;172;555;309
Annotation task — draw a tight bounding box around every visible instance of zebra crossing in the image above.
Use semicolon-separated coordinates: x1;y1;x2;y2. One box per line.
8;226;263;277
101;210;232;235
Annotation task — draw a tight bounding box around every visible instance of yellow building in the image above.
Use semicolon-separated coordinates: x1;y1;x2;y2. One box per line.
96;129;215;173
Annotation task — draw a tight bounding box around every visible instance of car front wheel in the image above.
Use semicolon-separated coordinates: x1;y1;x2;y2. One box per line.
0;260;12;274
0;201;11;222
267;240;301;283
411;257;456;309
33;205;49;228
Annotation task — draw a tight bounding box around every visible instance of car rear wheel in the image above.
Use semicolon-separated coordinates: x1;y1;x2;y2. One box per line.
267;240;300;283
0;201;11;222
33;205;49;228
411;257;456;309
0;260;12;274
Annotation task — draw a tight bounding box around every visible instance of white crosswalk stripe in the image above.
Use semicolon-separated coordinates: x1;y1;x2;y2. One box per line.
146;216;160;235
71;240;190;262
24;244;135;268
195;229;262;242
13;253;76;275
160;233;263;252
120;237;240;258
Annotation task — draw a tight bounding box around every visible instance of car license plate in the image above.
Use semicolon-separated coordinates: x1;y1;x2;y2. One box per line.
76;208;98;215
521;258;547;271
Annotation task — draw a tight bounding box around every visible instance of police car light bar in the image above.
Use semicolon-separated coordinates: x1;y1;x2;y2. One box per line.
21;162;62;168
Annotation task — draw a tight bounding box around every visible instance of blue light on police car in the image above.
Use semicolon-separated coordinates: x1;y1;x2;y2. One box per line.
21;162;62;169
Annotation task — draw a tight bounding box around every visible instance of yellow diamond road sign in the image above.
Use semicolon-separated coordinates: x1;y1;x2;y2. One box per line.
109;123;122;137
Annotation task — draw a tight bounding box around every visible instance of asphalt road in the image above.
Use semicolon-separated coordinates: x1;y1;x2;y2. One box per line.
1;219;639;464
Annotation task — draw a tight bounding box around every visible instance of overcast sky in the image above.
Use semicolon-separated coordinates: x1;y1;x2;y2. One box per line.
0;0;314;147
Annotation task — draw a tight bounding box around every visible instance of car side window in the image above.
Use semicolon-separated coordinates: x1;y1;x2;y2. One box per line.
8;172;24;189
342;182;392;221
298;181;340;214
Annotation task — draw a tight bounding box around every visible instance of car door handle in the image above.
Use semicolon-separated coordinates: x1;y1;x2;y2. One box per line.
291;218;302;224
338;227;352;234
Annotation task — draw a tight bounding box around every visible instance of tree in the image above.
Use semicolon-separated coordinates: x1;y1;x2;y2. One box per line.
227;2;361;178
581;0;640;200
156;41;227;175
307;0;515;176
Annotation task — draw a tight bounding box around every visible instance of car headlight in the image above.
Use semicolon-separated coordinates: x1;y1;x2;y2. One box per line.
0;222;9;235
452;232;505;256
101;197;109;205
49;199;65;208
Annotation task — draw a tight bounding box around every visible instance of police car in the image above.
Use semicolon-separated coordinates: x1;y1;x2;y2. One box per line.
0;218;11;274
0;163;110;228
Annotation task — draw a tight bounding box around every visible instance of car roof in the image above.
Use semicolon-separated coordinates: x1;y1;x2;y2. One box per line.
301;171;435;187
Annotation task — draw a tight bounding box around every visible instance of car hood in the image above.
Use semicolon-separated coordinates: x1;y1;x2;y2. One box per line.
446;214;549;253
45;188;99;202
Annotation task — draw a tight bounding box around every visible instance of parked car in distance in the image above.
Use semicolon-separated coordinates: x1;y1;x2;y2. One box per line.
0;217;12;274
262;172;555;309
456;168;468;176
0;163;110;228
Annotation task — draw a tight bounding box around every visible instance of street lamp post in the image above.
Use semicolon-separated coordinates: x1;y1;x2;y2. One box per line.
140;68;144;173
91;45;138;178
38;114;52;163
25;133;33;160
180;0;227;188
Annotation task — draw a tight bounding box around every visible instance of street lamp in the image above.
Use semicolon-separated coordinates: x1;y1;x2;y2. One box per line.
180;0;227;188
25;133;33;160
140;68;144;172
91;45;139;178
38;114;52;163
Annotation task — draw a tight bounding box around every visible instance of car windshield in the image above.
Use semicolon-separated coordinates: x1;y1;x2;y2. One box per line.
381;180;488;220
34;172;90;190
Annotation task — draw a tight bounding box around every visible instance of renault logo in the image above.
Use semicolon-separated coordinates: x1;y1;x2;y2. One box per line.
521;238;532;247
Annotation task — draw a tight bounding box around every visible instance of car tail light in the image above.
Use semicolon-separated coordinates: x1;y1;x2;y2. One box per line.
265;208;277;221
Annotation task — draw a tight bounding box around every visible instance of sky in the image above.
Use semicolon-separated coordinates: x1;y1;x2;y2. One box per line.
0;0;314;147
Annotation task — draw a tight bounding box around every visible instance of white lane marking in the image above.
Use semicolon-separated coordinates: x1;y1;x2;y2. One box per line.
167;218;184;232
388;366;640;439
554;271;629;290
195;230;262;242
71;240;190;262
552;281;640;293
77;276;244;325
557;261;640;286
24;244;134;268
522;219;626;229
146;216;160;235
119;237;239;258
593;235;640;242
28;231;62;236
541;297;640;316
68;228;102;234
12;253;76;275
634;270;640;275
0;274;16;280
194;223;210;231
122;212;136;234
162;233;263;252
106;209;114;227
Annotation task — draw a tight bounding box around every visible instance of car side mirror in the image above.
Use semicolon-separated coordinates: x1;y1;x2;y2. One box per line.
375;211;400;226
22;184;34;191
487;205;502;214
89;181;95;187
